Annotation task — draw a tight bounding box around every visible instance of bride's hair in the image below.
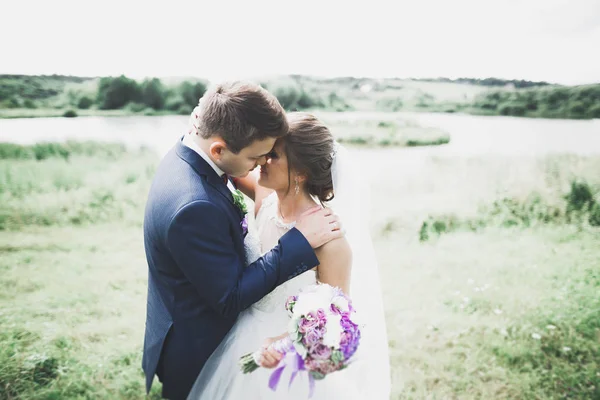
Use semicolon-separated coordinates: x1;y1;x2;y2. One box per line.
283;112;335;203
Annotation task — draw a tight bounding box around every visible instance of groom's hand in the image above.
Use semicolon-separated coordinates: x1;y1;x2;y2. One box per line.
295;207;344;249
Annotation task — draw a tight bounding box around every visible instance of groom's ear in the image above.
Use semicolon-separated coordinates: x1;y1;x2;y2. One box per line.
209;140;228;160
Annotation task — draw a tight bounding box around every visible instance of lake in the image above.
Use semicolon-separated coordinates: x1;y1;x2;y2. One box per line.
1;112;598;157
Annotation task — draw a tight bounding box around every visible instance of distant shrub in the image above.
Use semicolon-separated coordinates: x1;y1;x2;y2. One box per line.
0;141;127;161
337;136;371;145
589;203;600;226
0;143;34;159
587;103;600;118
63;109;78;118
165;96;186;112
179;81;207;109
473;84;600;119
23;99;37;109
376;97;403;112
568;101;587;118
419;215;466;241
4;97;20;108
77;96;93;109
407;137;450;146
177;104;191;115
126;102;147;113
96;75;141;109
565;181;596;214
141;78;166;110
499;104;526;116
32;143;71;160
419;180;599;241
268;83;324;111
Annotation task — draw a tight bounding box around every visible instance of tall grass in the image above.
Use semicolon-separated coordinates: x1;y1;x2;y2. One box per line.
0;142;156;230
0;142;161;399
379;226;599;399
368;152;600;399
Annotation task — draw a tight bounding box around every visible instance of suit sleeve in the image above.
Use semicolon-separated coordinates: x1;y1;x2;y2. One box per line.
166;200;319;317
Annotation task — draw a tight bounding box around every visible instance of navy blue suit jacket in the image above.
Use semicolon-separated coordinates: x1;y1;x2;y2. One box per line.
142;137;318;399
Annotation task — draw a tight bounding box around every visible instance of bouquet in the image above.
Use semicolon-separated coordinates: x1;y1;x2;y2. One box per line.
239;283;361;396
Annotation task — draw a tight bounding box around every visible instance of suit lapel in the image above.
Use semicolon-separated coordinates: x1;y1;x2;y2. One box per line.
174;136;244;220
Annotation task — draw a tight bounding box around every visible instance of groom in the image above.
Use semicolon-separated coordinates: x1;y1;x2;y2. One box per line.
142;81;342;399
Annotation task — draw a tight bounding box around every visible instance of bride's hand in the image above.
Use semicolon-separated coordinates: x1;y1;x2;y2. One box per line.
258;336;284;369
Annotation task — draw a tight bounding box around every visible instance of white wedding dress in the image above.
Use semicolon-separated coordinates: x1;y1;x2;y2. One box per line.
188;144;391;400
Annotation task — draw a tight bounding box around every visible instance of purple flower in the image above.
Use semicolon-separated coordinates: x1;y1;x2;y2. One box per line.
316;309;327;326
311;344;332;360
339;321;361;360
302;328;322;347
240;216;248;237
330;303;344;315
298;315;320;334
305;358;340;375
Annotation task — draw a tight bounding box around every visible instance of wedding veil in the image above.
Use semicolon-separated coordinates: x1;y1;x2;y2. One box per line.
328;143;391;398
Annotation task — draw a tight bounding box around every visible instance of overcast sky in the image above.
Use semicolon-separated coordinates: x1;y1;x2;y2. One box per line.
2;0;599;84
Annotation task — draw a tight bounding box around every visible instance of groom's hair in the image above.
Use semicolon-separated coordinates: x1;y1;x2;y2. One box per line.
192;81;288;153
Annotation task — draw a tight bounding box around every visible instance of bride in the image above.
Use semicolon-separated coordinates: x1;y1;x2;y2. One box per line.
187;112;391;399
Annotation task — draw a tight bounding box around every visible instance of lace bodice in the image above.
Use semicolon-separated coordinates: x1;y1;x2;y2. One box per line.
244;193;316;313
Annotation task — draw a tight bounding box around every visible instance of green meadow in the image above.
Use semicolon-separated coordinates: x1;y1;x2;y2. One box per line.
1;140;598;399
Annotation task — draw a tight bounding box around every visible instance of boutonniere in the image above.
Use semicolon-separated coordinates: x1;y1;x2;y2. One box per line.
232;189;248;214
232;189;249;237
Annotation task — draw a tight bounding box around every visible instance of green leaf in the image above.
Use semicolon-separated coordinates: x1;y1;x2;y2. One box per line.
232;189;248;214
331;350;344;363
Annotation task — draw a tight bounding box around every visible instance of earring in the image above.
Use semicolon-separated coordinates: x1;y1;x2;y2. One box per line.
294;178;300;195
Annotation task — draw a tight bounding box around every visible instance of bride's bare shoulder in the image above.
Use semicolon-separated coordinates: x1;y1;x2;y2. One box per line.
321;236;351;257
316;236;352;270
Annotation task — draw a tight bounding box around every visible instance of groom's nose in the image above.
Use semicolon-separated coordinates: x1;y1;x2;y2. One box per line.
257;156;267;166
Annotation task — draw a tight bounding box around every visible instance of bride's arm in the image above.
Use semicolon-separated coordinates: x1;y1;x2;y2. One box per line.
259;237;352;369
315;237;352;294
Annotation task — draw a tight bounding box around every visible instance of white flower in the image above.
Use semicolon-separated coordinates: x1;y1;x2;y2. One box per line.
494;309;503;315
322;314;342;348
500;329;508;336
331;296;350;313
313;283;335;299
562;346;571;353
467;279;474;285
531;333;542;340
291;292;326;318
463;297;470;303
546;325;556;330
474;287;481;292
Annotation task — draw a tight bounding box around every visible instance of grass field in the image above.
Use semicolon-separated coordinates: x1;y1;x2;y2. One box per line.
0;142;598;399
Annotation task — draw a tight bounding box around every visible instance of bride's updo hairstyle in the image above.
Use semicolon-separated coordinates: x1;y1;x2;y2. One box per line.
283;112;335;203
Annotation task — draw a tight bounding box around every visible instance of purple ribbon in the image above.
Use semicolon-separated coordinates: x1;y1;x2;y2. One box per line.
267;341;315;397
